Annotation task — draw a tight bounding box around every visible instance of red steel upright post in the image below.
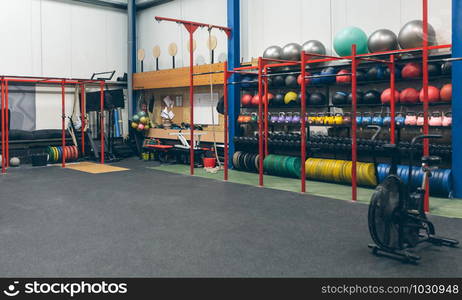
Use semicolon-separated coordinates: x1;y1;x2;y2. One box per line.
390;55;396;144
1;79;5;174
5;80;9;167
61;80;66;168
80;84;85;156
100;81;105;164
351;45;358;202
422;0;430;212
223;61;229;181
189;30;195;175
264;68;269;157
258;57;264;186
300;52;307;193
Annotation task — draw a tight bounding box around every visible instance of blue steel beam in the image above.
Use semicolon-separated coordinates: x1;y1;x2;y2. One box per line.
227;0;240;167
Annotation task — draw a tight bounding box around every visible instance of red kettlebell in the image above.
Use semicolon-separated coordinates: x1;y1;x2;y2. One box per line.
440;83;452;102
417;113;425;126
399;88;420;103
419;86;440;103
405;112;417;126
241;93;253;107
429;112;443;127
336;69;351;84
401;62;422;79
297;73;311;86
381;88;400;104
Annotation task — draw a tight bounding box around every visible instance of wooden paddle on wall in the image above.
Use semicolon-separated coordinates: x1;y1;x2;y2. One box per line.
207;35;217;63
137;48;146;72
153;45;161;71
168;42;178;69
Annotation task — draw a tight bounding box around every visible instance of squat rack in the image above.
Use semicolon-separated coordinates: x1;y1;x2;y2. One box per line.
1;76;106;174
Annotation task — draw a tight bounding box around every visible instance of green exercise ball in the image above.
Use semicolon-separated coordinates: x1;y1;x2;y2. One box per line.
334;26;369;56
138;111;147;118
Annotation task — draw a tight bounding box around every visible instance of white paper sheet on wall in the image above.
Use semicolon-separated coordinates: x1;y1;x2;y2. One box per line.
193;93;219;125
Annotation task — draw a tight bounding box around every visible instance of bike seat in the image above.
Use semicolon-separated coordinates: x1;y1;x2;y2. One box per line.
421;155;441;166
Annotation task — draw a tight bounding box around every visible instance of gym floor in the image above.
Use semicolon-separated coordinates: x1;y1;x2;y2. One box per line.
1;158;461;277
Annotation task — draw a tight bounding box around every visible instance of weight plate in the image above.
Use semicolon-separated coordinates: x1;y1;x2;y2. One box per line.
255;154;260;172
233;151;241;169
238;151;246;170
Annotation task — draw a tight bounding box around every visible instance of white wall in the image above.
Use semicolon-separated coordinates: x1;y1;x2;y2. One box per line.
137;0;228;71
241;0;451;62
0;0;128;129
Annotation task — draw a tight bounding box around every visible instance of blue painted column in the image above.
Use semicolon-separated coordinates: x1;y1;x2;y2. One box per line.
227;0;240;166
452;0;462;197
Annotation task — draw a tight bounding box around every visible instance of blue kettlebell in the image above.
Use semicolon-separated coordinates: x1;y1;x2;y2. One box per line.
356;113;363;125
372;113;383;126
395;113;405;128
382;113;391;126
362;112;372;125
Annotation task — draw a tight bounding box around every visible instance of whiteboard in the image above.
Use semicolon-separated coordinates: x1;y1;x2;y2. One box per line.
193;93;219;125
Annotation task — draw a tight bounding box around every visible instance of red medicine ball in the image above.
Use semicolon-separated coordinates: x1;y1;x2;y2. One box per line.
419;86;440;103
399;88;420;103
381;88;400;104
265;93;274;103
440;84;452;102
251;95;260;106
241;94;253;106
297;73;311;86
401;62;422;79
336;69;351;84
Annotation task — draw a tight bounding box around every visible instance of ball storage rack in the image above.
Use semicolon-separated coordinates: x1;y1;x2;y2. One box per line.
223;0;460;212
1;75;107;174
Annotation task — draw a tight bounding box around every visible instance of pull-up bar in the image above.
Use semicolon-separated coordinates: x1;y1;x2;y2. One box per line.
155;16;231;176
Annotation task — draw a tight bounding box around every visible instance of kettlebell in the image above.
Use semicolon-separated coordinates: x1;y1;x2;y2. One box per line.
429;111;443;127
277;112;286;124
325;113;335;125
270;113;279;124
442;112;452;127
405;112;417;126
356;113;363;125
243;113;252;123
395;113;405;127
316;113;324;125
285;112;293;124
342;112;352;125
251;112;258;123
417;113;425;126
334;113;344;125
382;113;391;126
292;112;301;124
308;113;316;124
362;112;372;126
372;112;383;126
237;115;244;123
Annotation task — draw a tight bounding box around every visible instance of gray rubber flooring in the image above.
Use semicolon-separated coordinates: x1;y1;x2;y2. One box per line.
0;158;461;277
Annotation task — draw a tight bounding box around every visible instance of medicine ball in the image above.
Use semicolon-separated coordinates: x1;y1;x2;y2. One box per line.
419;86;440;103
356;70;366;82
309;92;327;105
297;91;310;103
384;65;402;79
401;62;422;79
265;93;275;105
441;62;452;75
320;67;336;83
440;83;452;102
297;73;310;86
381;88;400;104
241;93;253;107
336;69;351;84
399;88;419;103
347;91;364;104
273;93;284;106
284;91;298;105
363;90;381;104
285;75;298;88
251;95;260;106
10;157;20;167
366;66;385;81
311;73;322;85
332;91;348;105
428;62;441;76
272;75;285;87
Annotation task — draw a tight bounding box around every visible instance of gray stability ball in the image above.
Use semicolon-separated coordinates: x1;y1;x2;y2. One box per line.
398;20;436;49
281;43;302;61
368;29;398;53
263;45;283;60
302;40;326;56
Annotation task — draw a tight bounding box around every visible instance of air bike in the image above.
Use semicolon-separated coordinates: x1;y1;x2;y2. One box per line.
367;133;459;263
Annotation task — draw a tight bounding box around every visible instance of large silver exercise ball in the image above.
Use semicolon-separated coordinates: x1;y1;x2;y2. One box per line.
10;157;20;167
302;40;326;64
367;29;398;53
281;43;302;61
263;45;283;60
398;20;436;49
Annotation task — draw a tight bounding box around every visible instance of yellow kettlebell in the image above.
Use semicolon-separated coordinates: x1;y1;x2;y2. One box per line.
334;113;344;125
